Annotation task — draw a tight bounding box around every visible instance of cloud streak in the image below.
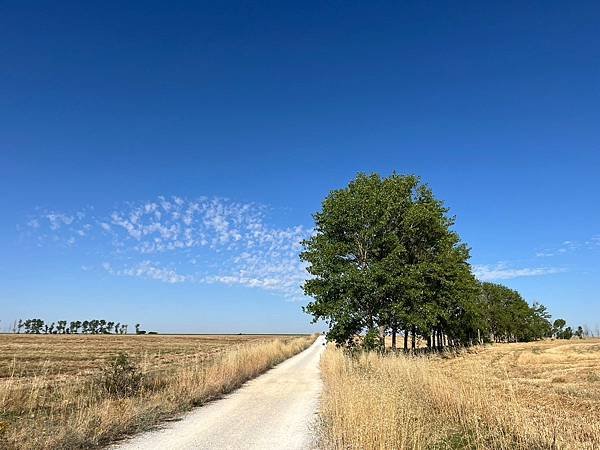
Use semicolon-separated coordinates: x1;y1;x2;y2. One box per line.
473;263;565;281
25;196;311;300
535;236;600;257
103;261;191;284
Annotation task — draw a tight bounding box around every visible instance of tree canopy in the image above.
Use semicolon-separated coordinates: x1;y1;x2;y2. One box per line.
301;173;556;350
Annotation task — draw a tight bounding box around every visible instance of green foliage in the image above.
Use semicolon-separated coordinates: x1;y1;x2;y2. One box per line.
22;319;44;334
302;173;480;349
100;353;144;398
558;326;573;340
362;327;384;352
302;172;556;350
480;283;551;342
17;318;131;334
553;318;566;337
553;318;573;339
550;318;580;339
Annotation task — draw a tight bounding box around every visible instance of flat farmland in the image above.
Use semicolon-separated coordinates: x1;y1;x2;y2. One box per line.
319;338;600;449
0;333;315;449
0;334;299;379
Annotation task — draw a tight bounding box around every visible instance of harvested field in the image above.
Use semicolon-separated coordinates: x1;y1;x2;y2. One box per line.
0;334;296;378
0;333;315;449
319;338;600;449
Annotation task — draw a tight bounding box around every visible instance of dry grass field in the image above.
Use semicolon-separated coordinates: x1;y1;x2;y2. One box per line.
0;333;315;449
0;334;294;378
319;338;600;450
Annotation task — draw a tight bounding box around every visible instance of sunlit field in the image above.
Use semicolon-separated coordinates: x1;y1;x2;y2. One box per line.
0;333;315;449
0;333;297;378
319;338;600;449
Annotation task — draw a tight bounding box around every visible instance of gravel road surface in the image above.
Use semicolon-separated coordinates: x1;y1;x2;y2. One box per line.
113;335;326;450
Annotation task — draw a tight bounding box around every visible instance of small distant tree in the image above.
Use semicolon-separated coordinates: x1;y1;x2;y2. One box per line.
69;321;81;334
57;320;67;334
575;326;584;339
530;303;553;338
17;319;23;334
553;319;566;338
34;319;44;334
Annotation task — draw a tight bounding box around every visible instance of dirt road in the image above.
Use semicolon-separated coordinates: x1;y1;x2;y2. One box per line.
113;335;326;450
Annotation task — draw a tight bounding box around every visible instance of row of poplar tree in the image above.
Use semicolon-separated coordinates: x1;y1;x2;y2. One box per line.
14;319;148;335
301;173;572;350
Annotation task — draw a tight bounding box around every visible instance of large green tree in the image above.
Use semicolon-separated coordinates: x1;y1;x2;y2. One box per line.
301;173;479;349
301;173;398;347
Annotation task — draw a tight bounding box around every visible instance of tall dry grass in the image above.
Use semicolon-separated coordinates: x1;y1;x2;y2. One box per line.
0;335;315;449
318;341;600;450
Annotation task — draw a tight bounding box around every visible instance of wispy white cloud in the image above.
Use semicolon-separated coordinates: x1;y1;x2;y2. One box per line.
535;236;600;258
46;212;75;230
25;196;311;300
473;263;565;281
103;261;191;284
586;236;600;248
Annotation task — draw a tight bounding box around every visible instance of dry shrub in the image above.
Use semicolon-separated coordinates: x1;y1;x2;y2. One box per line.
99;353;143;398
318;341;600;450
0;335;315;449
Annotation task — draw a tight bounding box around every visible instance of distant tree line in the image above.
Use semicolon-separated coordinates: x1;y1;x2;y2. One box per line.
552;319;584;340
301;173;583;351
480;282;551;343
14;319;131;334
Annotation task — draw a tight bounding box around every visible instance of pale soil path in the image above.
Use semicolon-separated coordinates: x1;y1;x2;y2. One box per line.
112;335;326;450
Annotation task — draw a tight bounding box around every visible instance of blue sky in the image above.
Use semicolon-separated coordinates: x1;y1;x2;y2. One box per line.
1;1;599;333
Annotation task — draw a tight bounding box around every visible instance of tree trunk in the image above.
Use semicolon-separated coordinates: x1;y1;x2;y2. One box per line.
411;326;416;351
391;326;397;351
379;325;386;352
403;328;409;352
